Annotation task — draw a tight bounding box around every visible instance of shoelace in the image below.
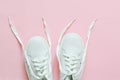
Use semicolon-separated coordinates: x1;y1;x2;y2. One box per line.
8;17;51;80
30;57;48;79
63;53;81;75
63;54;81;80
57;18;97;80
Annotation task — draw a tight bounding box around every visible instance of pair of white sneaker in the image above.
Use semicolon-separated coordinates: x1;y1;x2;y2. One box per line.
8;17;97;80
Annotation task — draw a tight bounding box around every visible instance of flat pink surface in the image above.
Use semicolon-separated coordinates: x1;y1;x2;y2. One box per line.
0;0;120;80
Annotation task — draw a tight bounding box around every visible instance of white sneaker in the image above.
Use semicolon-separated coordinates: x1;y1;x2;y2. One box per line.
8;17;52;80
57;19;97;80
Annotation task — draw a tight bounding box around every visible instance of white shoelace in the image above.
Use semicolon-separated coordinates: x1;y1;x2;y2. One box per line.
57;19;97;80
8;17;51;79
31;57;48;79
62;51;81;75
63;53;81;80
60;48;82;80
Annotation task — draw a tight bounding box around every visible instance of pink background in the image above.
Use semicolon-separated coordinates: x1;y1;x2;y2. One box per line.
0;0;120;80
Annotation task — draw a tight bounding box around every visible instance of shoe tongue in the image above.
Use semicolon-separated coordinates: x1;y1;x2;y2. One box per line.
41;76;47;80
64;75;73;80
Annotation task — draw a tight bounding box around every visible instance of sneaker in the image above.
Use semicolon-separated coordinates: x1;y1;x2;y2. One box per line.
8;17;52;80
57;19;97;80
